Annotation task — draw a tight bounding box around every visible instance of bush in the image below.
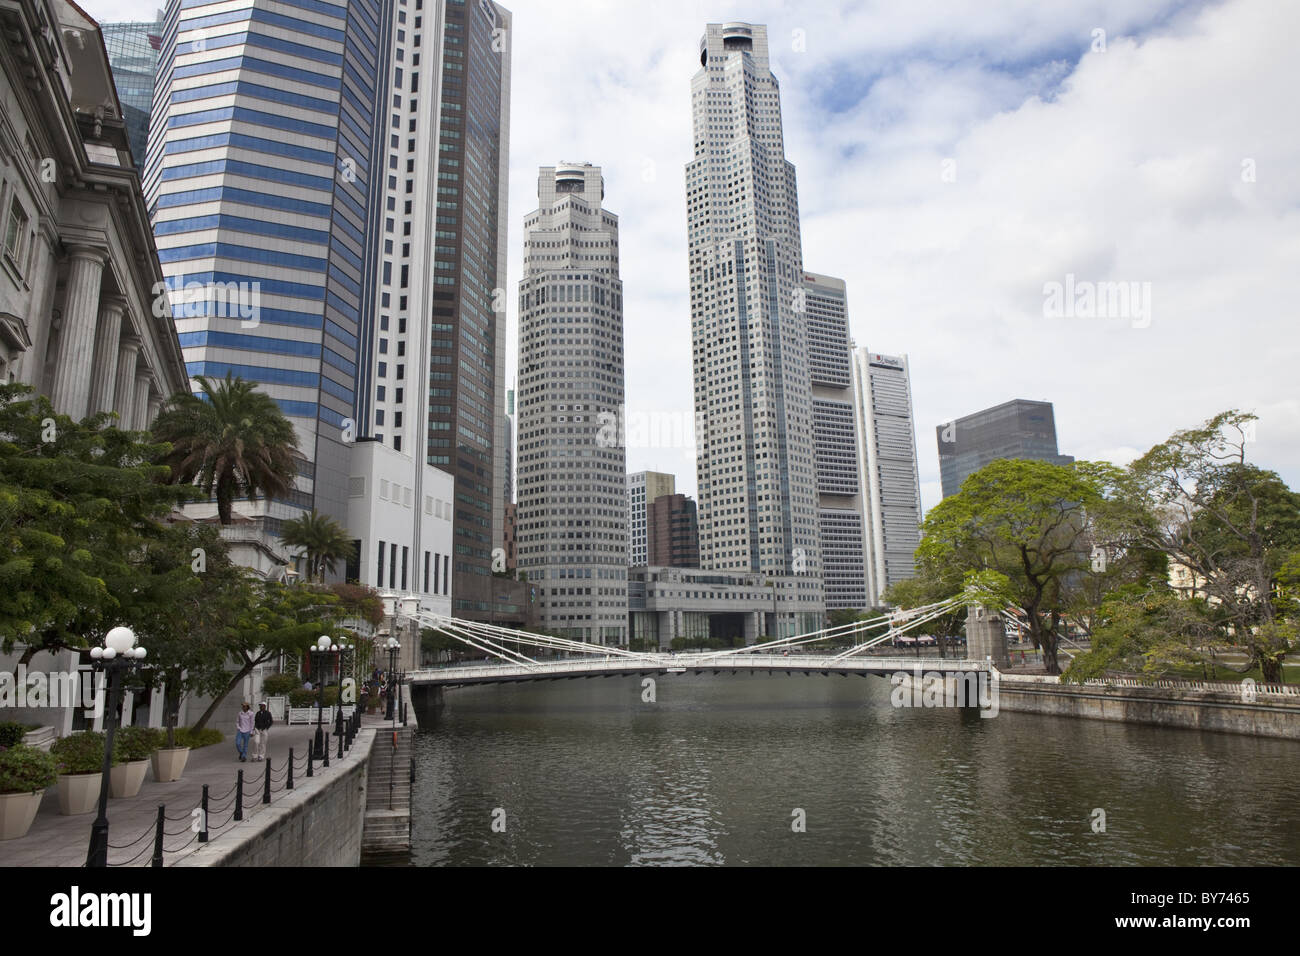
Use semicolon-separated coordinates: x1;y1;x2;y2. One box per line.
261;673;302;697
173;727;223;750
114;726;163;761
288;686;338;708
0;744;58;794
0;722;28;749
51;731;116;774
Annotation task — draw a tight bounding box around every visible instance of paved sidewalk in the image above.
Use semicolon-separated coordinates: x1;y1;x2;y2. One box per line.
0;713;383;867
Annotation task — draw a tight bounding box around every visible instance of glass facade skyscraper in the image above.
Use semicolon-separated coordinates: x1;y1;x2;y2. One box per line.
144;0;390;531
101;18;164;169
936;399;1075;498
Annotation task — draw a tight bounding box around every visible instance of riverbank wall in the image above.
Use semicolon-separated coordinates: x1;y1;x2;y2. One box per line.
174;728;375;868
993;672;1300;740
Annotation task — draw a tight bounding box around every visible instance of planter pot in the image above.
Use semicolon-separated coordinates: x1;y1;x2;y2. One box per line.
109;760;150;799
56;773;101;816
0;791;43;841
150;748;190;783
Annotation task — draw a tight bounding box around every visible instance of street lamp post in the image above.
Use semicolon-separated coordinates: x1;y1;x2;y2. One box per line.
86;626;149;868
309;636;349;760
384;637;400;722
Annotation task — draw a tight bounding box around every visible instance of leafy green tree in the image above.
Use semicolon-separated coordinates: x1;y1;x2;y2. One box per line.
916;458;1113;674
189;580;344;732
1119;411;1300;682
0;384;190;663
281;510;357;582
120;523;254;747
151;372;298;526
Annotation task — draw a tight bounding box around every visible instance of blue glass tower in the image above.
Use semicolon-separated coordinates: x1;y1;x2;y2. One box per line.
144;0;390;531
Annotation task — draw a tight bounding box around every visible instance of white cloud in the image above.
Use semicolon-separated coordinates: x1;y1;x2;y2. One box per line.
78;0;1300;513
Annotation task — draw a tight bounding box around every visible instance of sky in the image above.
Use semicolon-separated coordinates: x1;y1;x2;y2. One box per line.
81;0;1300;514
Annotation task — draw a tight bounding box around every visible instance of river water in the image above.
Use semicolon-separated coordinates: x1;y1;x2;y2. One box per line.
406;673;1300;866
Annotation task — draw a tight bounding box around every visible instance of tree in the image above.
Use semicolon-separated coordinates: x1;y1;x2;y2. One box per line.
189;580;344;732
0;384;191;663
1119;411;1300;682
151;372;298;525
119;523;254;746
280;511;357;582
917;458;1112;674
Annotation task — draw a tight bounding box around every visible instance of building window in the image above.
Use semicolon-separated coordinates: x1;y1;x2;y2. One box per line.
4;198;28;266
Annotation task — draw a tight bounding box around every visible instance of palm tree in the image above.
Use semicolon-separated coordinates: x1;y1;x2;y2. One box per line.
152;372;299;525
280;510;357;582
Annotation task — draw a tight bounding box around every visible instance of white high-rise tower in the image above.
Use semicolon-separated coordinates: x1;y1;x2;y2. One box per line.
517;163;628;644
686;22;823;630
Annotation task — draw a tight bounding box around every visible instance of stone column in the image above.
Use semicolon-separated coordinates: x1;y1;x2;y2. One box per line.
112;335;141;425
87;296;127;415
49;245;108;420
147;393;162;424
132;369;152;431
966;605;1009;666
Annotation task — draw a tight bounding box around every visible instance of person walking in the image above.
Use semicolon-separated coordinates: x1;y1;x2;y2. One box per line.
235;702;255;762
252;701;273;761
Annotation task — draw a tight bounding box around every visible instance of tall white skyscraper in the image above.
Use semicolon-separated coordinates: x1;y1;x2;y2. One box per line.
806;273;868;610
517;163;627;644
686;22;823;626
851;348;923;606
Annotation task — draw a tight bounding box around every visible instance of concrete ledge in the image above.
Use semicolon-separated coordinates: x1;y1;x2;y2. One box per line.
996;681;1300;740
173;729;375;867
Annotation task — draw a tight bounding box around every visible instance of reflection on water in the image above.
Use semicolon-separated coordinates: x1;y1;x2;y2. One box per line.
406;673;1300;867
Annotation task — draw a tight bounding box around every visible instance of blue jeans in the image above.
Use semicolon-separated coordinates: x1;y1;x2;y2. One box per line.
235;730;251;757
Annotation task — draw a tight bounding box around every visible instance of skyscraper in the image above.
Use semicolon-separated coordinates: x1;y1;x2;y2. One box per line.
627;470;676;568
686;22;823;632
647;493;700;569
937;399;1074;498
349;0;513;615
144;0;390;535
425;0;513;621
852;348;923;606
100;18;164;169
517;163;627;644
806;272;867;610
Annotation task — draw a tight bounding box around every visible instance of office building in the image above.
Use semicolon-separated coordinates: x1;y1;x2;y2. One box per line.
937;399;1074;498
806;272;868;611
686;21;823;634
627;470;675;568
852;348;922;606
1;0;185;424
144;0;390;540
100;17;163;169
516;162;627;643
647;493;700;569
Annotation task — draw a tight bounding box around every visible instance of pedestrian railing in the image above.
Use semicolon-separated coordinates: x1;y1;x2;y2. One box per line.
98;710;370;867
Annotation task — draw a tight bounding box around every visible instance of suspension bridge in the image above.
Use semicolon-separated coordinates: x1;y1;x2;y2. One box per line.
405;595;997;689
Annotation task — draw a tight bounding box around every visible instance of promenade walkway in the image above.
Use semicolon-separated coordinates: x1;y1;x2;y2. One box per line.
0;710;395;867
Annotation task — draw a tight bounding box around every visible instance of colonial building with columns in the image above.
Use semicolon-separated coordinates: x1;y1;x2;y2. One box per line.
0;0;185;427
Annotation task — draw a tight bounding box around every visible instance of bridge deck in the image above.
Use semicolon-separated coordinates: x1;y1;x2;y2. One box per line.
409;654;991;688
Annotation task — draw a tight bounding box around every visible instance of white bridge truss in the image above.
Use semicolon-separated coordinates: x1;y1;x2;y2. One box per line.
406;597;991;687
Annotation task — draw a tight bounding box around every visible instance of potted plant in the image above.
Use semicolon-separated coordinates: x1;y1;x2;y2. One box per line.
151;677;191;782
0;744;57;840
110;727;162;798
50;732;114;816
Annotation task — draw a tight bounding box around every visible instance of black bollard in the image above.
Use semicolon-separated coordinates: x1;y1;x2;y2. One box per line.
199;786;210;843
337;727;343;760
263;759;272;804
234;770;244;821
307;745;314;778
287;748;295;790
152;805;165;867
